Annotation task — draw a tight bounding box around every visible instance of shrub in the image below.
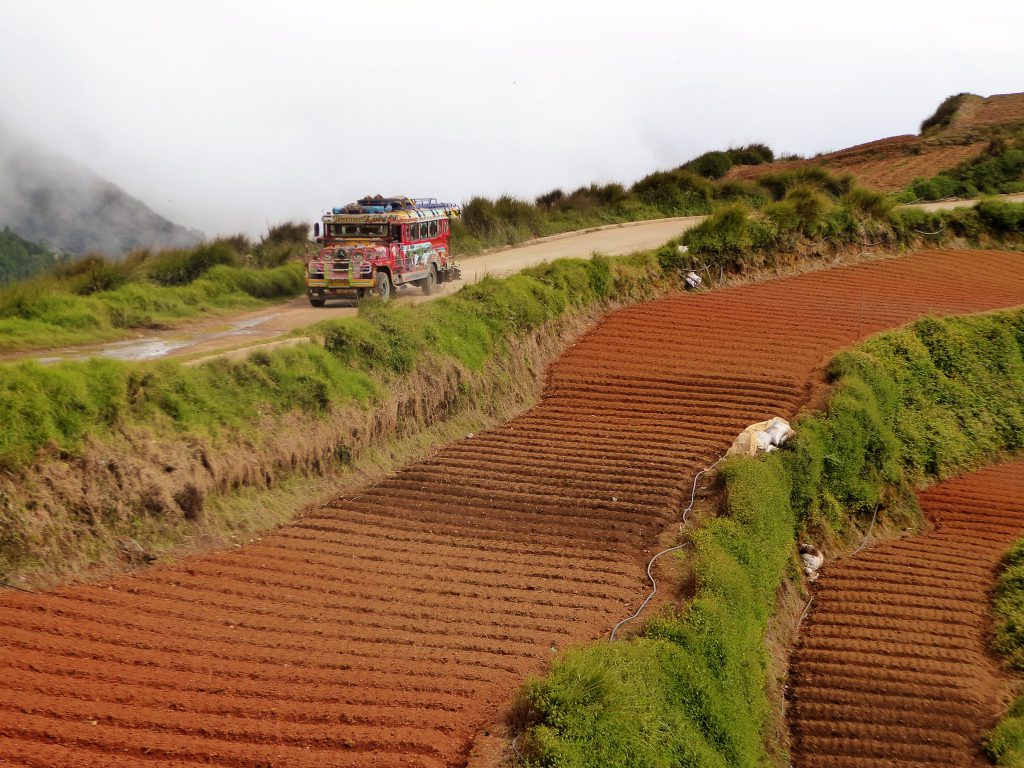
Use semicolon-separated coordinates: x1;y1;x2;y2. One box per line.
726;143;774;165
977;198;1024;233
920;92;972;133
685;151;734;180
842;187;895;220
148;242;240;286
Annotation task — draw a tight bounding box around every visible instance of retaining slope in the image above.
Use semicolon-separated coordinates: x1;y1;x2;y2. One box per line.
1;249;1023;767
790;462;1024;768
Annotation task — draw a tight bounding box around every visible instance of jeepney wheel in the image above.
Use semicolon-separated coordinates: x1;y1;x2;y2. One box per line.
373;272;393;303
308;297;326;308
421;266;437;296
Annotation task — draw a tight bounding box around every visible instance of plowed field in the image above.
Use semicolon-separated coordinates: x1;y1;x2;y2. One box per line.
789;462;1024;768
2;249;1023;767
727;136;989;192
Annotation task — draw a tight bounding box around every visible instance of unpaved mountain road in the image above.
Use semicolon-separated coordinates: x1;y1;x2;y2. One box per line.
8;192;1023;366
13;216;702;365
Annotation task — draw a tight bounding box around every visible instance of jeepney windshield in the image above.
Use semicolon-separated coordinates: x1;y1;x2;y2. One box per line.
326;223;388;238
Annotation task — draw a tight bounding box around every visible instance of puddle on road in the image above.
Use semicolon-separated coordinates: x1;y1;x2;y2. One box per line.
36;313;282;364
100;339;192;361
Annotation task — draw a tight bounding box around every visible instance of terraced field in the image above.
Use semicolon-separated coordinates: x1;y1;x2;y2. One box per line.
1;249;1023;766
789;462;1024;768
726;135;989;192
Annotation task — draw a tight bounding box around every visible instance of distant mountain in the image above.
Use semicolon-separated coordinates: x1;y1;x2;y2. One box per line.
0;131;203;258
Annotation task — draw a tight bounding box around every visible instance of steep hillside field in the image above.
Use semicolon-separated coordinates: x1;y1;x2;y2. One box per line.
789;462;1024;768
0;249;1022;766
727;92;1024;193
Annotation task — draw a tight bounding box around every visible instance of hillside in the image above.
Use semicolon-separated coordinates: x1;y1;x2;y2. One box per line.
727;91;1024;192
0;226;57;284
0;131;202;257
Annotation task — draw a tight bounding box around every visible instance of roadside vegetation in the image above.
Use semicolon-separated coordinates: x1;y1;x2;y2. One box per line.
0;253;666;578
451;145;774;253
0;227;59;285
894;128;1024;202
986;541;1024;766
0;223;310;352
665;167;1024;277
512;308;1024;766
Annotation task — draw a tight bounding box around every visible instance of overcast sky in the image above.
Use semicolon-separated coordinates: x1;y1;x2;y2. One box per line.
1;0;1021;238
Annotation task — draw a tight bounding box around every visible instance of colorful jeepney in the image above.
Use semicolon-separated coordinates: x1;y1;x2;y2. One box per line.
307;196;462;305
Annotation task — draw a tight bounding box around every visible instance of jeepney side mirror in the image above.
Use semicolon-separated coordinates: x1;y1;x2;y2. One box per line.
313;222;320;238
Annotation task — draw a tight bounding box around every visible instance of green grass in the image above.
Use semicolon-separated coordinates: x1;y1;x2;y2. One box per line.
0;262;305;352
0;254;662;473
0;229;310;352
514;309;1024;767
0;227;58;285
451;147;775;255
0;253;666;577
986;541;1024;766
670;171;1024;275
893;127;1024;202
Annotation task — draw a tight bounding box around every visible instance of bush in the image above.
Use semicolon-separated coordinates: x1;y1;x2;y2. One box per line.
148;242;240;286
685;151;734;180
920;92;972;133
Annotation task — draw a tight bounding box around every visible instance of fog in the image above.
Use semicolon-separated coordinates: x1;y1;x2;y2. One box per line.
1;0;1021;238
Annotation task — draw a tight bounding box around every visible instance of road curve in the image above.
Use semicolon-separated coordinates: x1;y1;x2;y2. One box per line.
22;216;703;365
1;249;1022;766
13;194;1023;365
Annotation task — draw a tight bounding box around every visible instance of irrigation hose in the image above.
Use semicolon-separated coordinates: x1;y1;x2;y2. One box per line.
609;457;723;642
796;596;814;631
852;502;881;556
911;224;945;236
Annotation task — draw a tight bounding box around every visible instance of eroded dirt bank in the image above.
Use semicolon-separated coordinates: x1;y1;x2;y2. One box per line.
789;461;1024;768
1;249;1023;766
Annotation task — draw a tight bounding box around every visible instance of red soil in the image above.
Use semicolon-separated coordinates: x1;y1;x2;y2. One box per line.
789;462;1024;767
1;250;1023;766
727;137;989;192
952;93;1024;131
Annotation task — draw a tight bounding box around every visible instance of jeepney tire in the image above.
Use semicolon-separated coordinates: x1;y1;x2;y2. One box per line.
374;272;393;303
357;288;366;299
421;266;437;296
308;298;326;308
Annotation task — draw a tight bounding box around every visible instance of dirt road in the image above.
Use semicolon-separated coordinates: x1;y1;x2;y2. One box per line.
1;249;1022;766
25;216;702;365
14;194;1023;366
789;462;1024;767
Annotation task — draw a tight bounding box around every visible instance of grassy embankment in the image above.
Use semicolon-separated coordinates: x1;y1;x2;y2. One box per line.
0;224;310;353
511;307;1024;767
0;253;666;580
986;543;1024;766
2;175;1020;584
667;170;1024;279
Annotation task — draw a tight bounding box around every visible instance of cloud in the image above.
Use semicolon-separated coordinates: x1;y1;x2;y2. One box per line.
1;0;1022;238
